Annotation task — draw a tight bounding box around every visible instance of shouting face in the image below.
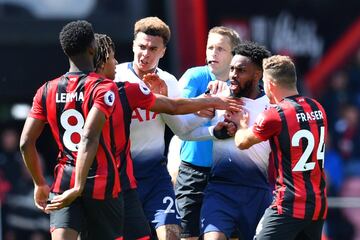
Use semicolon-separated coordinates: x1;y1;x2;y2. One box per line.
229;54;261;98
132;32;166;78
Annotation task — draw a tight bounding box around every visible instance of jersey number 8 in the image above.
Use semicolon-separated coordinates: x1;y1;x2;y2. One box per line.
60;109;84;151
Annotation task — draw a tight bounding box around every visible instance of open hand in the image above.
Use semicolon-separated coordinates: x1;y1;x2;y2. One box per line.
206;80;230;96
45;188;81;212
214;96;244;112
143;73;168;96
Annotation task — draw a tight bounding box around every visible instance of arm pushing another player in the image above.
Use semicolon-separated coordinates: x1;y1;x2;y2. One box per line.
233;55;328;240
144;73;242;114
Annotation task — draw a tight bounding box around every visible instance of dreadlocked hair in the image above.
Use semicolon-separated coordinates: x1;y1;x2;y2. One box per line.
94;33;115;72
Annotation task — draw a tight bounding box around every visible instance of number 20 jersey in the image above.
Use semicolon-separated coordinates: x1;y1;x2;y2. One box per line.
252;95;328;220
29;72;120;200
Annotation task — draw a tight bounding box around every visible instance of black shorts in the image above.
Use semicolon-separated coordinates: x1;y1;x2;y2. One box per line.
123;189;151;239
49;192;85;233
81;193;124;240
175;161;210;238
255;207;324;240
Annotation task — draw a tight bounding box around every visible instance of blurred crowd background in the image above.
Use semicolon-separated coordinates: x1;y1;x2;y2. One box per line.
0;0;359;239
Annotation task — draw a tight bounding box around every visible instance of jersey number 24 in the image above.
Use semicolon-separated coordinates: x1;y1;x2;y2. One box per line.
292;126;325;172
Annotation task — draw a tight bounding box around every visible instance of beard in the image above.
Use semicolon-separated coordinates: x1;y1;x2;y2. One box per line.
230;80;254;98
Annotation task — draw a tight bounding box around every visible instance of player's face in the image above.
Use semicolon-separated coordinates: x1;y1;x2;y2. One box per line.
206;33;233;79
262;72;275;103
101;49;118;80
133;32;166;75
229;54;260;98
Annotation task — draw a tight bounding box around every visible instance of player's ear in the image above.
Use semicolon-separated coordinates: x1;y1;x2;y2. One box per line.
254;69;262;82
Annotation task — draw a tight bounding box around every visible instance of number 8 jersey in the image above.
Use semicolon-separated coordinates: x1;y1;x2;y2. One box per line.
252;95;328;220
29;72;120;200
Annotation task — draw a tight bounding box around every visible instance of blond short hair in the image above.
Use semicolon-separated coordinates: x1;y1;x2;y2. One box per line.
134;16;170;46
263;55;297;89
209;26;241;50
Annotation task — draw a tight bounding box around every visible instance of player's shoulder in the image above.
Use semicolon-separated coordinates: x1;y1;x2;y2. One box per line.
182;65;210;78
114;62;133;82
156;67;177;81
88;72;114;84
179;65;212;87
256;95;271;106
116;62;130;68
40;74;66;91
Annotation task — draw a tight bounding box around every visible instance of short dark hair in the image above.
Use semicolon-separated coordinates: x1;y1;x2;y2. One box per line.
94;33;115;72
59;20;95;57
232;41;271;69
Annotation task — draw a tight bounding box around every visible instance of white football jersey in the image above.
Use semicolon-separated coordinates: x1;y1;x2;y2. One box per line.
178;95;272;186
114;63;181;172
211;95;271;183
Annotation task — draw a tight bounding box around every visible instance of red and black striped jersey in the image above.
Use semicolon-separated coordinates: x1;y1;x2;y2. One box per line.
29;72;120;200
252;95;328;220
113;81;156;191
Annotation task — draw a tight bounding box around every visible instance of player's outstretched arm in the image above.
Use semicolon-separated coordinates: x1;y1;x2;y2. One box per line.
150;94;242;115
19;117;50;212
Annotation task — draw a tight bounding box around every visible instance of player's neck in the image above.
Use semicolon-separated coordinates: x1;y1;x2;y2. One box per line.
133;63;156;80
248;85;261;99
68;56;94;73
215;72;229;82
275;89;299;103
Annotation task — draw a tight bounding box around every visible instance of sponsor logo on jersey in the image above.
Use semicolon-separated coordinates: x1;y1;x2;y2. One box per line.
104;90;115;106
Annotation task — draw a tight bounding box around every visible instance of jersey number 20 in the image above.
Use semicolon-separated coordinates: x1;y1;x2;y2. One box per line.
292;126;325;172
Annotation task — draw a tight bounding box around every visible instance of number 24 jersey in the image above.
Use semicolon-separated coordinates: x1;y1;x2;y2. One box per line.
252;95;328;220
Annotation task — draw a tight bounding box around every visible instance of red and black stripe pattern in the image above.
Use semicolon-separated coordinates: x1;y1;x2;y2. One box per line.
114;81;137;191
270;95;328;220
30;72;120;200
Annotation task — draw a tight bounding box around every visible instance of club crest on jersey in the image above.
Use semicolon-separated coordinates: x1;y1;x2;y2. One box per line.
104;90;115;106
139;81;151;95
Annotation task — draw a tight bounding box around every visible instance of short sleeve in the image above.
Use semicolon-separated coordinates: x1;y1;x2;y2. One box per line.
92;79;118;118
126;82;156;110
252;107;282;141
28;83;47;121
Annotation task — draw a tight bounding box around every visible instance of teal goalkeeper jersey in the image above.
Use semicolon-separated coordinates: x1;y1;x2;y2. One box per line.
179;66;215;167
